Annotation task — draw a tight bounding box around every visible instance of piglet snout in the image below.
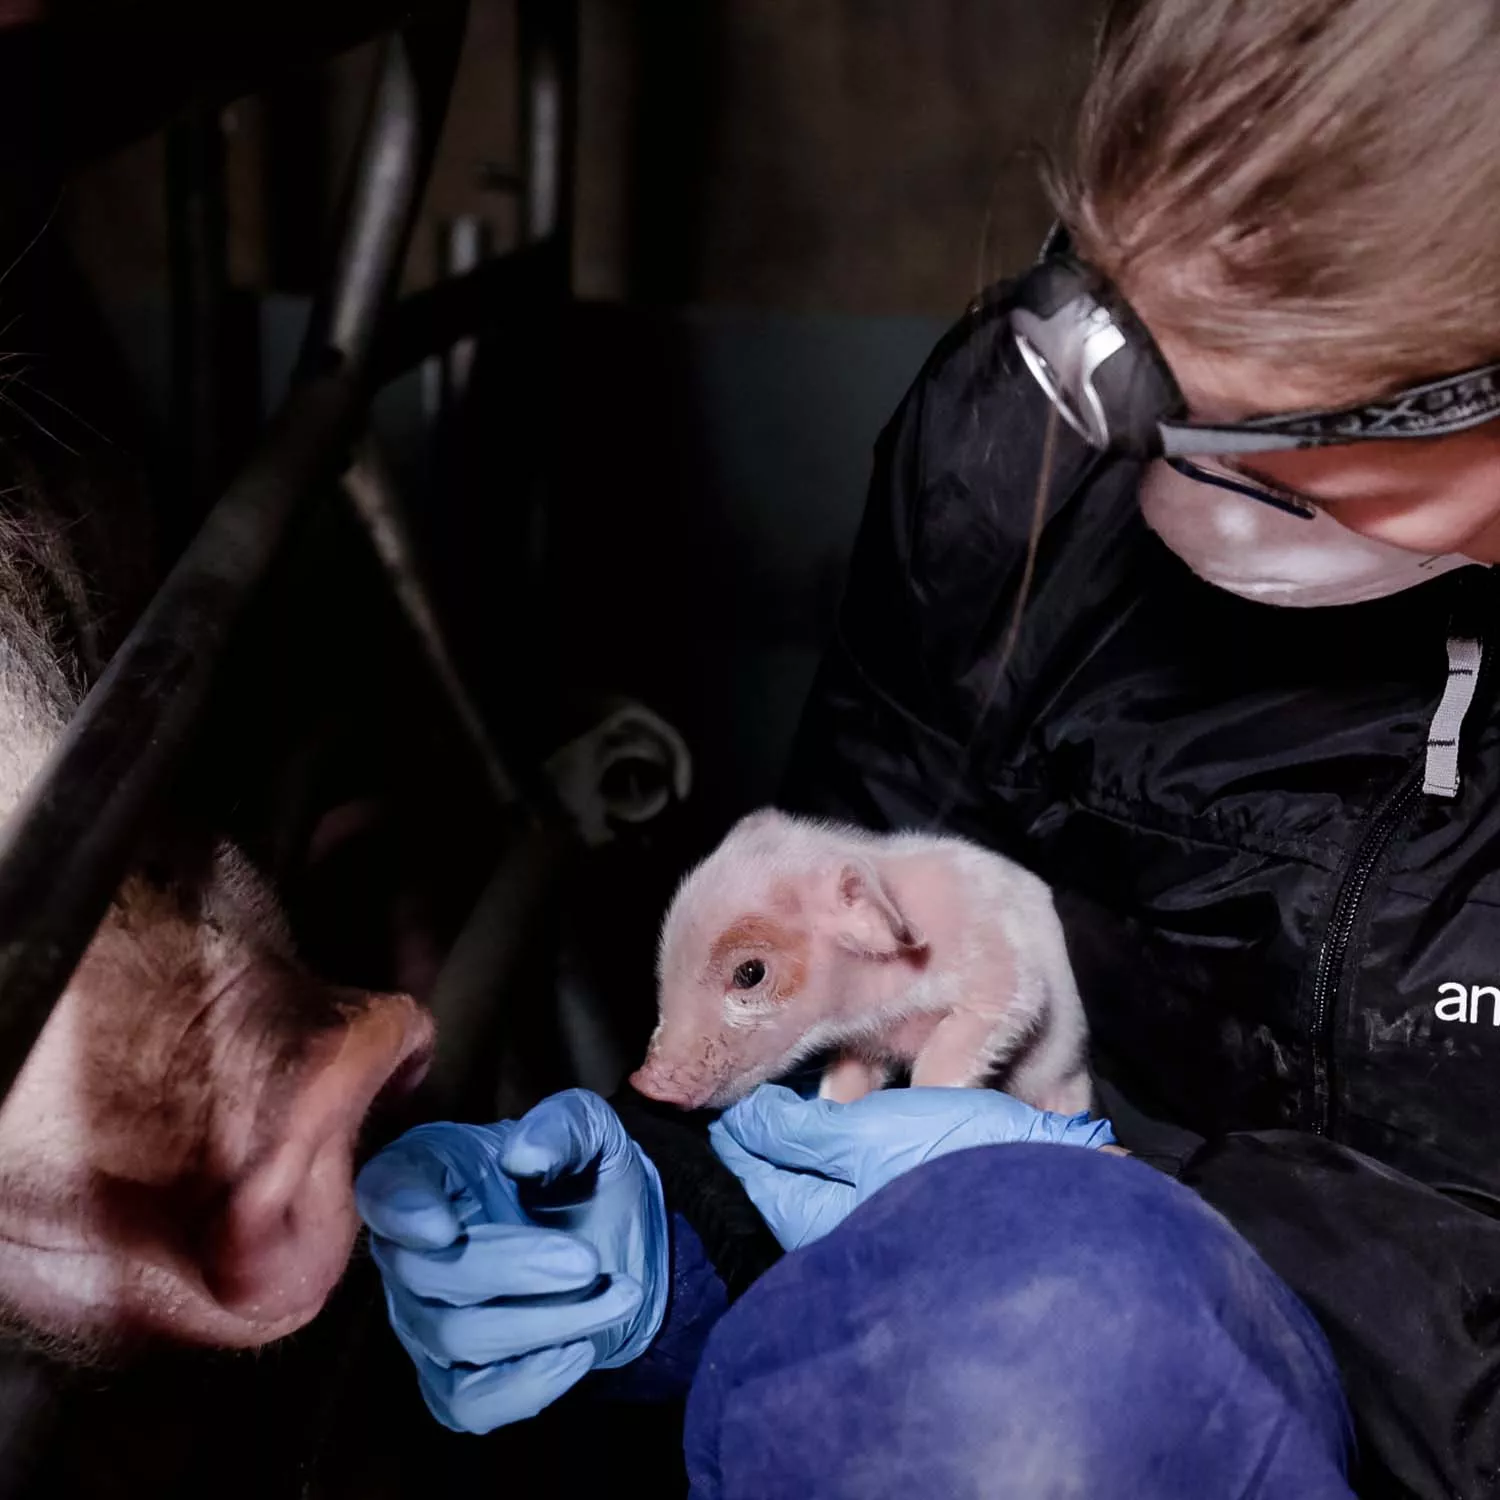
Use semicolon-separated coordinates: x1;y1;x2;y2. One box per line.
629;1055;720;1111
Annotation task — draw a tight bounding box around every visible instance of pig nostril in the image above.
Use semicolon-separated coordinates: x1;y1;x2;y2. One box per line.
373;1039;434;1112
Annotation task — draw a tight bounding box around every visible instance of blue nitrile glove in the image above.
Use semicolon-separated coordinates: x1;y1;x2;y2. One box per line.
709;1083;1117;1251
355;1088;669;1433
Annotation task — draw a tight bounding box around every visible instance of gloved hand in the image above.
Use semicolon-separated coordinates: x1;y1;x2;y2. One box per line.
355;1088;669;1433
710;1083;1117;1250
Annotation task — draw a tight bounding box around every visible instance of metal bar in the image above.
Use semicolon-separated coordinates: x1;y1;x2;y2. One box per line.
342;435;521;810
0;5;468;1107
373;239;553;382
442;215;490;399
518;0;579;257
341;434;572;824
420;214;492;422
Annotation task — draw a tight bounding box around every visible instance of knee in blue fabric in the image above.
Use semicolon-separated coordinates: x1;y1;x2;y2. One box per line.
684;1143;1355;1500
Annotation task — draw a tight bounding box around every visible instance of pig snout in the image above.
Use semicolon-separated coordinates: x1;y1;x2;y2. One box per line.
198;983;435;1334
0;875;436;1358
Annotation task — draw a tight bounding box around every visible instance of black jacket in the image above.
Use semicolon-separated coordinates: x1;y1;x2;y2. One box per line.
768;283;1500;1500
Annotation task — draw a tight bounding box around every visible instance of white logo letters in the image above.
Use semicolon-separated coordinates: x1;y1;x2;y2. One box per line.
1435;982;1500;1024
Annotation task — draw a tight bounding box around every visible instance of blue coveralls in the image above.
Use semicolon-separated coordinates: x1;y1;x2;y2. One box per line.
631;1144;1355;1499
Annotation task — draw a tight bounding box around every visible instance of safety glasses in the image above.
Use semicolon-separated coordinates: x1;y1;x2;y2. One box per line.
1009;224;1500;519
1164;456;1319;520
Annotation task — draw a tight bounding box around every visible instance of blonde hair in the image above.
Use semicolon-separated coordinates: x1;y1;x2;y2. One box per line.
1048;0;1500;402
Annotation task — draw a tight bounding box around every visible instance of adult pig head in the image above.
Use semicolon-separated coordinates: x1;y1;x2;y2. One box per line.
631;810;925;1110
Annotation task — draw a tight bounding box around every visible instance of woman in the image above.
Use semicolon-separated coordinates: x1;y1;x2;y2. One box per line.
355;3;1500;1495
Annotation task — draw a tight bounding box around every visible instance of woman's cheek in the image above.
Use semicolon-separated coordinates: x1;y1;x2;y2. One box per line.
1326;480;1500;556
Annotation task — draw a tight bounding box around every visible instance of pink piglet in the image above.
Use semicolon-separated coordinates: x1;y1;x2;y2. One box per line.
630;808;1093;1114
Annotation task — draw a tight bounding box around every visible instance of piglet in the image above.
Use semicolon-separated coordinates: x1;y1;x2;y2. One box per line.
630;808;1092;1114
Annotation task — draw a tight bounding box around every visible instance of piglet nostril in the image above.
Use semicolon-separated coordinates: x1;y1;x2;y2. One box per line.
628;1065;665;1098
630;1065;682;1103
628;1065;714;1111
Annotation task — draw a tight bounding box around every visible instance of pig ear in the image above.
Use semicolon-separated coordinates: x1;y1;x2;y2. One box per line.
830;858;924;958
735;807;786;835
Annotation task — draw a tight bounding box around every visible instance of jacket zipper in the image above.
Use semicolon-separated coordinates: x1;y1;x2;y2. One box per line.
1307;572;1494;1136
1306;774;1421;1137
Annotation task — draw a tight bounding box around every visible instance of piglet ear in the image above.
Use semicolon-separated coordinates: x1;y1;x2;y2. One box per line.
831;858;924;958
735;807;786;836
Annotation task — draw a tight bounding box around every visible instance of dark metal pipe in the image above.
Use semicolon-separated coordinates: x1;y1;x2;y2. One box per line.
518;0;579;257
318;28;436;370
420;214;493;422
341;432;574;827
442;215;489;399
342;435;521;810
0;6;468;1106
373;239;554;382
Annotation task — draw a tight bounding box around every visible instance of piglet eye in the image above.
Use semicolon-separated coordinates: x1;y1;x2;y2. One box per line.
732;959;767;990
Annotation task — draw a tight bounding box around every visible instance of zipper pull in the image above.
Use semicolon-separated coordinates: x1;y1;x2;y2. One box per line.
1424;635;1483;798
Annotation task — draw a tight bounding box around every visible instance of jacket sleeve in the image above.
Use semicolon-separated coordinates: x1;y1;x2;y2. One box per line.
778;300;1500;1500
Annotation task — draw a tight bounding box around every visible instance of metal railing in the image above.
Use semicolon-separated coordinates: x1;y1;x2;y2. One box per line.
0;1;535;1106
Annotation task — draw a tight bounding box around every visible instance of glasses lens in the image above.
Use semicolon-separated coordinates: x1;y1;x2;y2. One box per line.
1168;456;1317;519
1014;334;1098;444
